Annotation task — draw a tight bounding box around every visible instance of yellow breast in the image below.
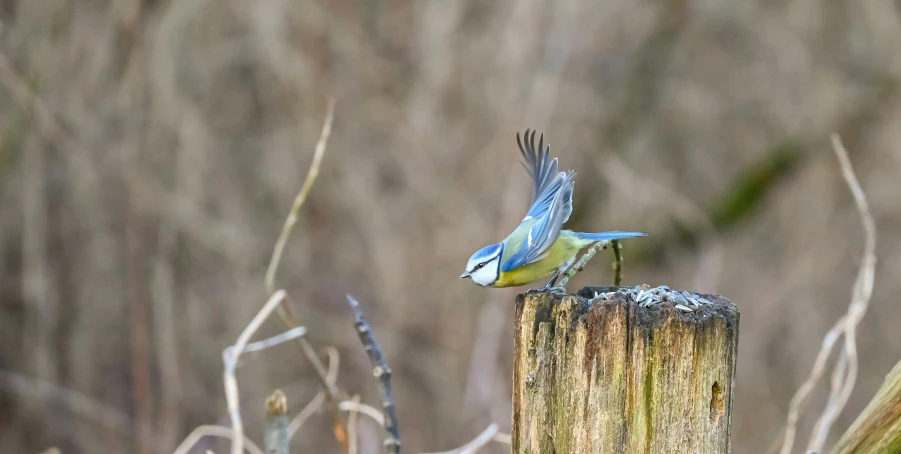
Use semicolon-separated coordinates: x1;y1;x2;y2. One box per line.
492;235;582;288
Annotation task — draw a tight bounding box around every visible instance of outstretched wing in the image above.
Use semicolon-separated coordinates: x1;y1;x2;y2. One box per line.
517;129;575;223
502;130;576;271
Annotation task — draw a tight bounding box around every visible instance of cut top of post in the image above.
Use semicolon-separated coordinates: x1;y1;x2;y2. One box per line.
512;286;740;454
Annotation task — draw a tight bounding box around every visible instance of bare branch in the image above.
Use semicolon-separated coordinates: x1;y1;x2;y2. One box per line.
258;97;348;449
265;390;289;454
339;400;387;425
265;97;336;295
348;394;362;454
805;134;877;452
776;134;877;454
173;425;264;454
288;347;340;437
235;327;307;356
346;294;401;454
223;290;287;454
420;423;510;454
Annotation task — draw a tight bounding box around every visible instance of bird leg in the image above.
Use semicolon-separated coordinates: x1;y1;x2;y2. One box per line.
544;269;562;288
556;241;607;288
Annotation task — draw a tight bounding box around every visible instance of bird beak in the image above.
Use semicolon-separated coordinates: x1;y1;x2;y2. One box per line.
460;271;470;279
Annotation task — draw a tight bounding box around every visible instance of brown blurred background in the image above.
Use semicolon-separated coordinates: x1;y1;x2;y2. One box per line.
1;0;900;453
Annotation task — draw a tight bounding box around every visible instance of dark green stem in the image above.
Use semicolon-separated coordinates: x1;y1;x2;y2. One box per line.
612;240;623;287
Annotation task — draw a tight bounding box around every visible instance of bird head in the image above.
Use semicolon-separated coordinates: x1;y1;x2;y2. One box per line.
461;243;504;287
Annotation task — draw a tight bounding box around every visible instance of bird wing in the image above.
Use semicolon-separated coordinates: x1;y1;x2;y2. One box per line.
502;131;576;271
517;129;575;223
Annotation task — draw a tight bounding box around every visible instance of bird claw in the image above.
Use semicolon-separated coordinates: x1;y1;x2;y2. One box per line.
543;285;567;295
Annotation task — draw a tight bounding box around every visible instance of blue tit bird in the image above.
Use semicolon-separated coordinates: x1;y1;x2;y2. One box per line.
460;129;646;288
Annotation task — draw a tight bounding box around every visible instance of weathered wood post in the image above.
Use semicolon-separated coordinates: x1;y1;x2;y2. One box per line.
512;286;740;453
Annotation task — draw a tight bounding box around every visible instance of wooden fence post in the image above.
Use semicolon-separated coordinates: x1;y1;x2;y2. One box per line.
512;286;740;453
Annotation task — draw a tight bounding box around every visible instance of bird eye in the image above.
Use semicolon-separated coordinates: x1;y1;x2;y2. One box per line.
474;263;485;271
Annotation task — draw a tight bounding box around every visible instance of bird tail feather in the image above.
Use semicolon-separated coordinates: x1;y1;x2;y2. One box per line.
571;231;647;245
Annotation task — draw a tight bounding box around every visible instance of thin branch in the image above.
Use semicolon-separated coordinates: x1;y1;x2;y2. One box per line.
348;394;362;454
339;400;387;425
265;390;289;454
346;295;401;454
420;423;509;454
172;425;264;454
259;97;348;449
233;327;307;356
776;134;877;454
611;239;624;287
805;134;877;452
223;290;287;454
492;432;512;445
773;317;847;454
265;97;335;295
288;346;340;437
557;240;608;288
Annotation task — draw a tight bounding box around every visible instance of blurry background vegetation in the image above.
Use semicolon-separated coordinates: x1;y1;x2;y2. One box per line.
1;0;900;453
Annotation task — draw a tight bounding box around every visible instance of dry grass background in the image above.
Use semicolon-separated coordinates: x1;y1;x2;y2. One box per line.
1;0;901;453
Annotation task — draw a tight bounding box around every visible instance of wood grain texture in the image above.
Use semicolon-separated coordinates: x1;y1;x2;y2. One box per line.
832;359;901;454
512;287;739;454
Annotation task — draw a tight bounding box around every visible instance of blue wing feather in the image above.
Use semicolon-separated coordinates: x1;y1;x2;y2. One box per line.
503;130;576;271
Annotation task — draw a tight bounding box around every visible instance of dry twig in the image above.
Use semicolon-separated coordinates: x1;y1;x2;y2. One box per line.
259;97;348;449
265;97;335;295
172;425;265;454
347;294;401;454
223;290;287;454
775;134;877;454
265;390;290;454
288;346;340;437
340;400;388;425
348;394;363;454
420;423;511;454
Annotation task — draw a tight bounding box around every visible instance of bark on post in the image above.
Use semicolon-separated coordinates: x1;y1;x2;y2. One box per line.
512;287;740;454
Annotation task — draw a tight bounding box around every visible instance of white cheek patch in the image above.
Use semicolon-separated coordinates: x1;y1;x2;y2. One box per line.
470;259;499;286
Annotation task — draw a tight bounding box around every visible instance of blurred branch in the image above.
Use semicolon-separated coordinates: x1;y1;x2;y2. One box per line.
222;290;287;454
265;390;289;454
775;134;877;454
347;394;362;454
596;154;724;292
265;97;335;295
237;326;308;354
831;359;901;453
420;423;511;454
346;294;401;454
339;400;387;425
258;97;348;450
173;425;264;454
806;134;878;451
0;369;133;435
0;49;257;261
288;346;340;437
